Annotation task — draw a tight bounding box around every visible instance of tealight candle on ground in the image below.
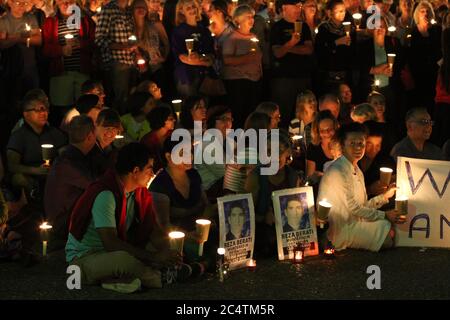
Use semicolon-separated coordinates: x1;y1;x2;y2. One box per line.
324;248;335;259
293;248;304;264
246;259;256;271
168;231;185;255
196;219;211;256
379;167;393;186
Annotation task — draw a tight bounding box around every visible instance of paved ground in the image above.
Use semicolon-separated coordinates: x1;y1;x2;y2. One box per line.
1;247;449;300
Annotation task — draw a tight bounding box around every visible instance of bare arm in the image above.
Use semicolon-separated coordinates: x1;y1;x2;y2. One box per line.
7;150;48;176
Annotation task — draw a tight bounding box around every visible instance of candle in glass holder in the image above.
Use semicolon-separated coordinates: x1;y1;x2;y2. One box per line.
395;195;408;219
39;222;52;257
168;231;185;255
294;21;302;35
324;247;335;259
387;53;396;70
246;259;256;271
343;22;351;37
196;219;211;256
250;37;259;51
41;144;54;166
185;38;194;56
352;13;362;30
293;247;304;263
379;167;393;186
317;199;332;229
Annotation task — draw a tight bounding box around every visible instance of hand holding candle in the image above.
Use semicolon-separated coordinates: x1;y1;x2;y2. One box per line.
395;195;408;220
343;22;351;37
196;219;211;256
387;53;396;72
185;38;194;56
172;99;182;119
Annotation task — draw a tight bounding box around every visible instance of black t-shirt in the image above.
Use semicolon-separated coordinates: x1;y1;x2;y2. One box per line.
270;19;314;78
306;143;333;172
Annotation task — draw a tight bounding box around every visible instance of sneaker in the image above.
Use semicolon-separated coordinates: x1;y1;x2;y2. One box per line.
101;278;141;294
162;263;192;285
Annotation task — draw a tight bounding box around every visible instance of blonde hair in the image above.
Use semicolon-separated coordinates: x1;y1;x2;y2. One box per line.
232;4;255;27
175;0;202;26
413;1;435;25
296;90;317;114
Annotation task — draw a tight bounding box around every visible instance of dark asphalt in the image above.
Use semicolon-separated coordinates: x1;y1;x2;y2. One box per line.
1;247;449;300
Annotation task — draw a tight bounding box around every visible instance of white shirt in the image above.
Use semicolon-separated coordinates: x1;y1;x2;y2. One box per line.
318;156;390;251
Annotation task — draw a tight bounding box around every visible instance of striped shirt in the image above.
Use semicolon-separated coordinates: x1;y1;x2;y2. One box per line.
95;0;135;66
58;17;81;71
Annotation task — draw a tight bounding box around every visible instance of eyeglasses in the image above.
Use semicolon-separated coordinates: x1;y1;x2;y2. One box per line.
411;119;434;126
25;107;49;113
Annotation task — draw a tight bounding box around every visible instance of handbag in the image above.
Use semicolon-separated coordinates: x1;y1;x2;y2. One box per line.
199;76;226;96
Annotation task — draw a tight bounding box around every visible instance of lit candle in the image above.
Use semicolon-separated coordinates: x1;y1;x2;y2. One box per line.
317;199;332;229
246;259;256;271
185;38;194;56
172;99;182;119
25;23;31;48
115;134;124;139
430;18;437;25
41;144;54;166
324;247;335;259
128;35;137;44
343;22;351;37
288;250;294;260
314;27;319;34
39;222;52;257
379;167;393;186
250;37;259;52
293;247;304;263
352;13;362;30
168;231;185;255
387;25;396;36
387;53;396;70
292;135;303;151
137;58;146;65
96;6;101;13
196;219;211;256
395;195;408;219
217;248;225;282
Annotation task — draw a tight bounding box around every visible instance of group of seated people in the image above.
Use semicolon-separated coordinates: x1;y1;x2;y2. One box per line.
0;0;450;294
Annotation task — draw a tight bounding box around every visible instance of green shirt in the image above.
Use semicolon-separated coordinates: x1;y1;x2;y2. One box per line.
65;190;136;262
374;45;389;88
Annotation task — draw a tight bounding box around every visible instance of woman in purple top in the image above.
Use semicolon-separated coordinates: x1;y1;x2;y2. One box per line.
171;0;215;97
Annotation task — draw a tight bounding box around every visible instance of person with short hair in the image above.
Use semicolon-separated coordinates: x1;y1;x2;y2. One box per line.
335;83;353;124
67;143;184;292
255;101;281;129
44;115;97;242
60;94;102;133
390;107;445;162
351;103;377;123
282;196;310;232
318;94;341;120
81;79;107;108
225;203;249;241
6;95;68;198
289;90;317;146
318;122;399;252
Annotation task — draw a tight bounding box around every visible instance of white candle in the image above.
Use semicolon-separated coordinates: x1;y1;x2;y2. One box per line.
317;199;332;228
250;37;259;51
379;167;393;186
196;219;211;256
25;23;31;47
39;222;52;257
343;22;351;37
41;144;54;166
352;13;362;29
395;195;408;218
217;248;225;282
168;231;185;254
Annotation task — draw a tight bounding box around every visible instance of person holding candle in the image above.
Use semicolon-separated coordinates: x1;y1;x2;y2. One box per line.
318;122;399;252
120;91;155;141
171;0;214;97
221;4;262;128
67;143;188;291
407;1;442;112
358;120;395;197
396;0;414;46
315;0;355;96
0;0;42;114
6;94;67;200
44;115;97;243
150;138;213;274
301;0;320;42
95;0;138;115
390;107;445;162
60;94;102;133
289;90;317;146
270;0;314;128
356;15;402;119
333;83;353;124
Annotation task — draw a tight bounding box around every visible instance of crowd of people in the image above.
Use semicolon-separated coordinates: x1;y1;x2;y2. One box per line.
0;0;449;293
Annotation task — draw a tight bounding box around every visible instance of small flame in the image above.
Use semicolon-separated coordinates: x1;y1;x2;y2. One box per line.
388;26;396;32
352;13;362;20
128;35;137;41
217;248;225;255
96;7;101;13
431;19;437;25
250;37;259;43
137;59;145;65
25;23;31;31
39;222;53;230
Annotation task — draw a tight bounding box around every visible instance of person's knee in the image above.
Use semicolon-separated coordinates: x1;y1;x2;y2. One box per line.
381;233;394;249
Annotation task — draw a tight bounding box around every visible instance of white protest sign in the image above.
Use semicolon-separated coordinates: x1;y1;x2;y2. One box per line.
218;194;255;271
272;187;319;260
395;157;450;247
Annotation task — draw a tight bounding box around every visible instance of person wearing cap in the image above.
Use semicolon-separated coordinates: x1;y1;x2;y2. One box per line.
60;94;103;133
270;0;314;128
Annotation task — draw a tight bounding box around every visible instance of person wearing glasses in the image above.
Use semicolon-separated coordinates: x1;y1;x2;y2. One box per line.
390;107;445;162
6;94;68;200
318;122;399;252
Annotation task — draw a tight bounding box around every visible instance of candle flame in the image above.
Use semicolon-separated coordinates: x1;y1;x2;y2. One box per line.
292;135;303;141
41;144;54;149
128;35;137;41
250;37;259;43
39;222;53;230
25;23;31;31
137;59;145;65
431;19;436;25
172;99;182;104
388;26;396;32
168;231;185;239
115;135;124;139
217;248;225;255
352;13;362;20
196;219;211;225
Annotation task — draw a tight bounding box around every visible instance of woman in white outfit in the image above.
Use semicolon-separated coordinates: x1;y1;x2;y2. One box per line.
318;123;400;252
